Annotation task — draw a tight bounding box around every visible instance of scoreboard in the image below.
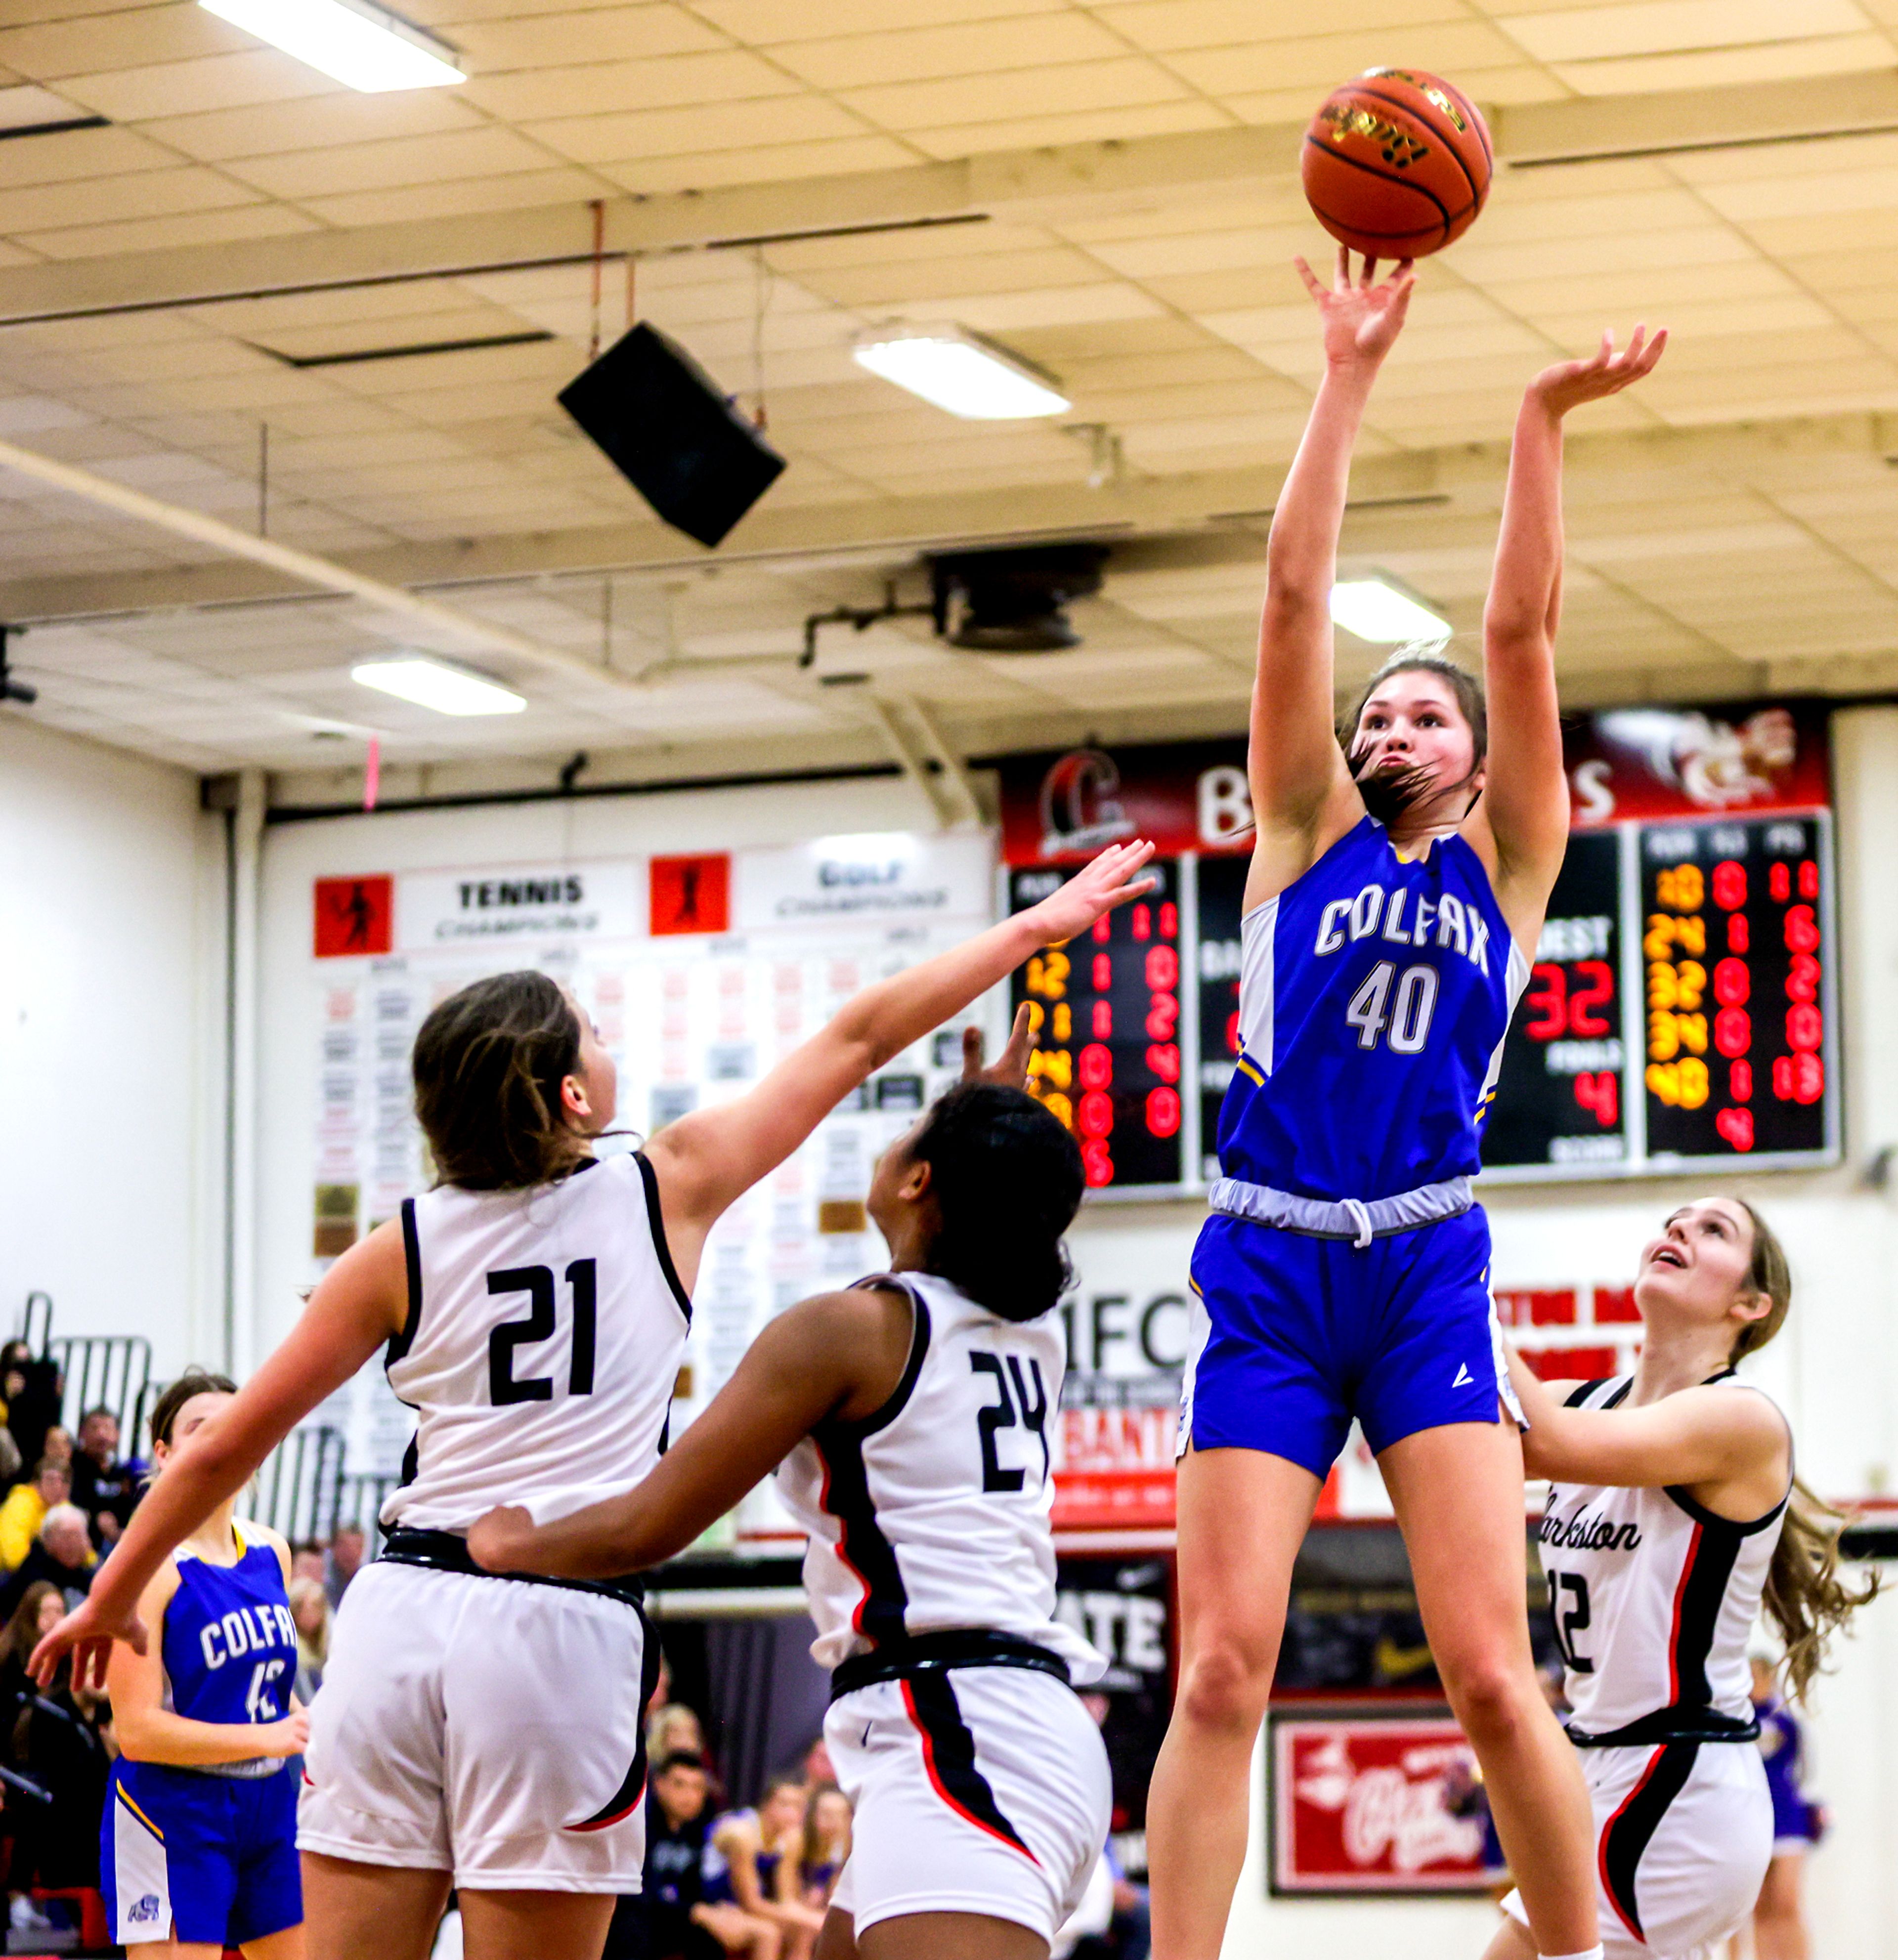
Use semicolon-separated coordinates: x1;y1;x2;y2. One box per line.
1002;704;1839;1196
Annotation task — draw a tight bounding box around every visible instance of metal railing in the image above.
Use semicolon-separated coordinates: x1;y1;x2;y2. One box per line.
48;1334;153;1447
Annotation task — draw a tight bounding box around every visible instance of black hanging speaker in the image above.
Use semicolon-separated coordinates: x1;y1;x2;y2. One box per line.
558;321;786;549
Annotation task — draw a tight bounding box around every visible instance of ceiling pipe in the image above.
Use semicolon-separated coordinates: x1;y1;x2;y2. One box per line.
0;435;650;696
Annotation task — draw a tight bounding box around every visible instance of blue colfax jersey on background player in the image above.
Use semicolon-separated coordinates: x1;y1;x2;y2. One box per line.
1183;815;1532;1478
103;1530;303;1949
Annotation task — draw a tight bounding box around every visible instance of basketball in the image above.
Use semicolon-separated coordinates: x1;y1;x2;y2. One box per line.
1301;67;1493;259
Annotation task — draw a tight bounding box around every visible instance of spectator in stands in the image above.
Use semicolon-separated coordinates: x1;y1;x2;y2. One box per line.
637;1750;716;1960
68;1409;137;1549
0;1583;64;1724
323;1521;366;1607
291;1543;326;1588
6;1614;111;1929
799;1785;851;1911
648;1701;707;1764
3;1359;63;1476
0;1461;69;1573
289;1576;331;1704
1;1507;96;1620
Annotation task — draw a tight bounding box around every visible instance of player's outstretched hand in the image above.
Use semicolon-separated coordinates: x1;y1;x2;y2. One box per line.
1020;839;1157;945
29;1593;146;1695
961;1003;1037;1091
1294;247;1416;372
469;1504;536;1575
1531;324;1667;417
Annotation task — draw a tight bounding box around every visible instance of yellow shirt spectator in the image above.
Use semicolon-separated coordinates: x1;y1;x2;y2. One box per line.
0;1462;70;1573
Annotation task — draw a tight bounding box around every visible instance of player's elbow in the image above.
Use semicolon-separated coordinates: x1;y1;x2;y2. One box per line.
1482;603;1548;657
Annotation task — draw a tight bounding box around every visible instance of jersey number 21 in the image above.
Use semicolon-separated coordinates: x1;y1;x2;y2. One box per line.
487;1260;597;1405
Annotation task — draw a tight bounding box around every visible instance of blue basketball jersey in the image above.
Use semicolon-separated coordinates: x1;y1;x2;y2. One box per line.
1217;816;1529;1200
161;1533;299;1728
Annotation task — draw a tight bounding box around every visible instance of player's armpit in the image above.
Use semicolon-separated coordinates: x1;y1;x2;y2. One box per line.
470;1287;915;1580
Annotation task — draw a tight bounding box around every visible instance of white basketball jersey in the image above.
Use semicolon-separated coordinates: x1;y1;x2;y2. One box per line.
383;1152;690;1534
776;1271;1102;1683
1539;1374;1788;1736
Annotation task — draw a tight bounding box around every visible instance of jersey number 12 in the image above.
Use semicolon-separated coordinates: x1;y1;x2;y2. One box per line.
487;1260;597;1405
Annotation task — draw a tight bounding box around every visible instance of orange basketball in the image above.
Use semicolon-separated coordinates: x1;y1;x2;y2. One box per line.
1301;68;1493;260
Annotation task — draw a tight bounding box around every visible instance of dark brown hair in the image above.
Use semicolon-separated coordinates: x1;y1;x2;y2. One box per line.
411;971;592;1192
1339;649;1488;821
0;1582;60;1666
149;1369;238;1452
1724;1201;1878;1701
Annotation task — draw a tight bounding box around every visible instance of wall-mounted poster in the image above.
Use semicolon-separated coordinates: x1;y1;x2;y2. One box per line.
1267;1709;1501;1896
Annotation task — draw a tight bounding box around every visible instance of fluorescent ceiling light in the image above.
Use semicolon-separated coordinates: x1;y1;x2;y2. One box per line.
853;327;1069;420
200;0;465;91
1330;579;1451;645
352;658;524;716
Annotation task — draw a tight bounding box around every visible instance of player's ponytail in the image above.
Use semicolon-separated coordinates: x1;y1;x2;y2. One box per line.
909;1082;1083;1323
412;970;591;1191
1725;1200;1880;1702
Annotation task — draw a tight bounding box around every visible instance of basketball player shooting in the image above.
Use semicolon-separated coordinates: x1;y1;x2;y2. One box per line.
1142;248;1664;1960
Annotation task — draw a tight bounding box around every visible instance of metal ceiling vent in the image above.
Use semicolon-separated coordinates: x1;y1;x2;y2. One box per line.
928;543;1109;654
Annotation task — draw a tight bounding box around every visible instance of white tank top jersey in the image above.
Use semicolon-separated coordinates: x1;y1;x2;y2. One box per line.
776;1271;1103;1683
1539;1373;1789;1737
383;1152;691;1534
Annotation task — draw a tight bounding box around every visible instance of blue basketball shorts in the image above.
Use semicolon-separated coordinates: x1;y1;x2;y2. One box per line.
1179;1203;1516;1479
103;1758;302;1948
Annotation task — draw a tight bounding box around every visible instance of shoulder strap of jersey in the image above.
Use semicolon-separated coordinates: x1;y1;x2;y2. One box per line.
831;1275;933;1439
1563;1376;1632;1409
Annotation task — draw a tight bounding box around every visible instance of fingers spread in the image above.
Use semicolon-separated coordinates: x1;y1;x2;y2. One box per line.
1294;255;1325;301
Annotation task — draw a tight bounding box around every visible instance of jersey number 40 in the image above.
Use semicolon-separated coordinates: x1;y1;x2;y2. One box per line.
1345;961;1440;1054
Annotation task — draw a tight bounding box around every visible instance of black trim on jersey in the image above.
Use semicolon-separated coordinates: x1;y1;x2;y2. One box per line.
1563;1379;1612;1408
901;1669;1037;1862
379;1526;645;1608
1571;1708;1759;1748
830;1629;1069;1701
635;1151;692;1327
809;1286;933;1649
1663;1483;1789;1537
567;1602;664;1833
1664;1511;1745;1709
387;1198;424;1367
1599;1740;1699;1941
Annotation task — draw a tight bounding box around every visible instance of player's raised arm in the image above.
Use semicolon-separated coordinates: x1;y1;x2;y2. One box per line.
29;1226;408;1691
1475;326;1666;931
1246;250;1414;905
470;1284;913;1578
644;839;1153;1242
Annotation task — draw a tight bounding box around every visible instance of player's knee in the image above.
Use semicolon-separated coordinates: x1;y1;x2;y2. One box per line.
1437;1648;1530;1743
1178;1635;1274;1733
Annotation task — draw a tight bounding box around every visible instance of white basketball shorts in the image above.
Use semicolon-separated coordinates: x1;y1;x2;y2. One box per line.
1503;1739;1772;1960
297;1559;654;1892
825;1664;1111;1943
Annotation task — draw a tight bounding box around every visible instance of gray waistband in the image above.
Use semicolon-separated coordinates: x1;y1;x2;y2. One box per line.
197;1754;290;1781
1208;1175;1473;1248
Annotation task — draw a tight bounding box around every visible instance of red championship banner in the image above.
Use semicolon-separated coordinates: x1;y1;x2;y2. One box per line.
1270;1712;1498;1895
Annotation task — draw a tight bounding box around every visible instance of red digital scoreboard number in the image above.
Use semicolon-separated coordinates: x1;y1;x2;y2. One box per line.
1641;816;1830;1161
1010;860;1186;1192
1483;830;1631;1172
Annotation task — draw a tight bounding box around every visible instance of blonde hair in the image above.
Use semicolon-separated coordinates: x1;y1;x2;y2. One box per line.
287;1577;331;1667
1728;1200;1878;1703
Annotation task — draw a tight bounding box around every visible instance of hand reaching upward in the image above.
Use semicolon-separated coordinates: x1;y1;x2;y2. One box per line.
1531;324;1668;418
1294;247;1417;373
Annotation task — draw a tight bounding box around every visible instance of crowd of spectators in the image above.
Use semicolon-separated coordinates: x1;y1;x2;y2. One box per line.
611;1677;856;1960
